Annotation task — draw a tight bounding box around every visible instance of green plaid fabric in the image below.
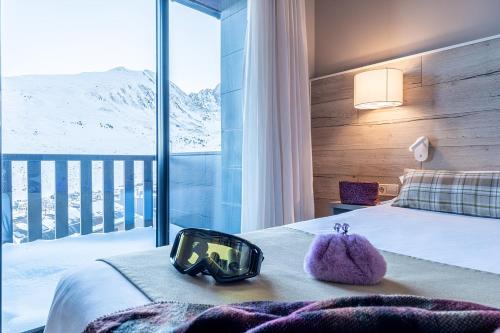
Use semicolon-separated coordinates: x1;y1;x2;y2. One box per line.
392;169;500;218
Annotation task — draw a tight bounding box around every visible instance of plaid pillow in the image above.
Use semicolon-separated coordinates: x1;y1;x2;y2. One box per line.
392;169;500;218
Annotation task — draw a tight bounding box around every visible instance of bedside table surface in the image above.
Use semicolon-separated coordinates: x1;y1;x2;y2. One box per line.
329;201;371;210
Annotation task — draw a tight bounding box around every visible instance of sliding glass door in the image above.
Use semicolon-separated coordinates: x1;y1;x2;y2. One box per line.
1;1;157;331
168;2;225;235
167;0;246;237
1;0;246;330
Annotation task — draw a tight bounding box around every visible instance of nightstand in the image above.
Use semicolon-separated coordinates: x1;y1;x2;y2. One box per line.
329;201;370;215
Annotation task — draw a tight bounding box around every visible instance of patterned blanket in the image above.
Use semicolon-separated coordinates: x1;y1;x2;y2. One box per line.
85;295;500;333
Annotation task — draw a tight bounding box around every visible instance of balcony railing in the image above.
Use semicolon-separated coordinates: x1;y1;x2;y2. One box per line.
2;152;223;244
2;154;156;243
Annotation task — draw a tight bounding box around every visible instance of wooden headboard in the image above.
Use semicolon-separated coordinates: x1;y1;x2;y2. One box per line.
310;35;500;217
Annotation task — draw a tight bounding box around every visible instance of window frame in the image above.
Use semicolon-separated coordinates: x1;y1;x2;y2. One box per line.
156;0;170;247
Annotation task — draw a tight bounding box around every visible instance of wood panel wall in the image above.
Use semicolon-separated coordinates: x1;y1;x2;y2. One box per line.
310;36;500;217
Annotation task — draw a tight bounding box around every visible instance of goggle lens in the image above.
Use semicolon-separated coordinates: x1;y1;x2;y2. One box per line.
173;230;252;278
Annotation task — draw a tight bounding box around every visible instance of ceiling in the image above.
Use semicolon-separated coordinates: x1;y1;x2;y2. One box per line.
173;0;221;18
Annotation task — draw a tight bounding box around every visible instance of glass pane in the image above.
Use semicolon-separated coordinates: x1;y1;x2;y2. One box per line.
1;0;157;331
168;2;245;238
169;3;226;237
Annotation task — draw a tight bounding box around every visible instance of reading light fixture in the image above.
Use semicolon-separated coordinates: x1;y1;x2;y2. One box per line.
354;68;403;110
409;136;429;162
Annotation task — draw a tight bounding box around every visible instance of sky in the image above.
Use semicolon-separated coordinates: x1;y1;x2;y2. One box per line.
0;0;220;93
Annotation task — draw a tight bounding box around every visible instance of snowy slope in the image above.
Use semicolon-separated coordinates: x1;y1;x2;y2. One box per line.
2;68;221;241
2;67;221;155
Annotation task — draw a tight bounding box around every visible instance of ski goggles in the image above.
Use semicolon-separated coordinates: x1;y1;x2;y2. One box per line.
170;228;264;283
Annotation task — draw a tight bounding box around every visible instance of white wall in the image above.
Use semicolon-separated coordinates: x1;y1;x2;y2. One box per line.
305;0;315;77
313;0;500;76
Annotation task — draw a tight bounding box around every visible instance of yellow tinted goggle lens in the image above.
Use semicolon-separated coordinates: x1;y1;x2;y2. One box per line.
174;232;252;277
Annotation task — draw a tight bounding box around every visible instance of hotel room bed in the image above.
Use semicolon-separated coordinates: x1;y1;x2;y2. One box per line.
44;203;500;333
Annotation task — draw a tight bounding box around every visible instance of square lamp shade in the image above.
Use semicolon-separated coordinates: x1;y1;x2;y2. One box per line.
354;68;403;110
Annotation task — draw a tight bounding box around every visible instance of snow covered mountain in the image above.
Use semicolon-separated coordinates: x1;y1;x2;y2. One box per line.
2;67;221;154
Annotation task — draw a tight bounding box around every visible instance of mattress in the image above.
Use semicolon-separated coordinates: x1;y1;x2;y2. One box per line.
44;203;500;333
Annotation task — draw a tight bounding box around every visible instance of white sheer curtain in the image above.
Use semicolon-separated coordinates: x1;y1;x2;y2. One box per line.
241;0;314;232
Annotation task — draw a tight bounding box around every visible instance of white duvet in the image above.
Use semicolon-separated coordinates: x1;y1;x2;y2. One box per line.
44;203;500;333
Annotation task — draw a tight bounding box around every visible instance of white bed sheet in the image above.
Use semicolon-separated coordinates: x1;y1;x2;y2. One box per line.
43;261;150;333
44;204;500;333
289;203;500;274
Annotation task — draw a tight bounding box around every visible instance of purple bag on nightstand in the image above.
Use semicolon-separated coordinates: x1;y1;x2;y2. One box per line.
339;181;379;206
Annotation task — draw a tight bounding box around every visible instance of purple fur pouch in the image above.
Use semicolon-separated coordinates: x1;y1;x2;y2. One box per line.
304;233;387;285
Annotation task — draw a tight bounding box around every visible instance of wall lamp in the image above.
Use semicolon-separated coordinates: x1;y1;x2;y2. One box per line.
354;68;403;110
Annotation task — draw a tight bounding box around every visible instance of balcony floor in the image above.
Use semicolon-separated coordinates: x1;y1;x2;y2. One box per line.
2;225;182;333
